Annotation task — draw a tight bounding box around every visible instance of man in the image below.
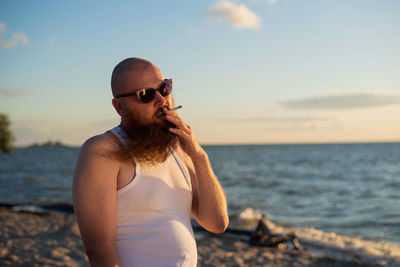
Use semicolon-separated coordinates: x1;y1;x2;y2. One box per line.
72;57;229;267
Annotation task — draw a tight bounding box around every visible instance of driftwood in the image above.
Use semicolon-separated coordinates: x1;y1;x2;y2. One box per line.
249;215;301;249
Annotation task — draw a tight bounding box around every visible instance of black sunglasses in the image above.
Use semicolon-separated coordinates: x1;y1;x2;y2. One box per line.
115;79;173;103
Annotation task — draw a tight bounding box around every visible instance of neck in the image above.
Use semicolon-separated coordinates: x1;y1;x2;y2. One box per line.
119;119;129;131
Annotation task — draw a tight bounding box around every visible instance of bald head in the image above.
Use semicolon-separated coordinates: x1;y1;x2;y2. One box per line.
111;57;154;97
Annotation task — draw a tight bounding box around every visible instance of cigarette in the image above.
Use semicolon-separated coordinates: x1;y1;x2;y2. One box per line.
169;105;182;111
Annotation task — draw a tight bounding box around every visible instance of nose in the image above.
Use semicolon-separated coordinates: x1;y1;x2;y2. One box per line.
153;91;167;107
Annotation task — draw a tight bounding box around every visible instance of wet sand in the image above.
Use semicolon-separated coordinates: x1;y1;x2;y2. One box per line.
0;210;384;266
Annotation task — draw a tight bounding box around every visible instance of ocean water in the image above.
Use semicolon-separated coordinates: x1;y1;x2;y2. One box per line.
0;143;399;265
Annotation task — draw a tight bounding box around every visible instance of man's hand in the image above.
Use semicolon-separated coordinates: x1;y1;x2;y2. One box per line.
162;107;204;159
162;107;229;233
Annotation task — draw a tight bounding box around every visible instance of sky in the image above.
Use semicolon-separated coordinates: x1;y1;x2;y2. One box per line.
1;0;399;146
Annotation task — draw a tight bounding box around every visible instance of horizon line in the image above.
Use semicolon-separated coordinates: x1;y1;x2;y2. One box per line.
14;139;400;148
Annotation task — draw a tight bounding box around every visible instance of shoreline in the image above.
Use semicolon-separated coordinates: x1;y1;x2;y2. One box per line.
0;209;387;267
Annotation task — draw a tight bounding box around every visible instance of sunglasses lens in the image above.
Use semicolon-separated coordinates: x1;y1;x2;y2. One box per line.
139;89;156;103
136;80;172;103
159;81;172;96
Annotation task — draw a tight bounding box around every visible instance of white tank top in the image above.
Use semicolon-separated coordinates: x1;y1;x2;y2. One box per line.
109;126;197;267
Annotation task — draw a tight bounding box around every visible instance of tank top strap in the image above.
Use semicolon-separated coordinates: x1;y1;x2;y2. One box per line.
171;151;192;190
108;125;130;145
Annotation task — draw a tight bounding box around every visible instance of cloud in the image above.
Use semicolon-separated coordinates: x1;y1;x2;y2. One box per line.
0;22;29;49
267;0;278;4
280;93;400;110
0;87;44;98
207;1;261;30
221;114;340;133
228;115;330;123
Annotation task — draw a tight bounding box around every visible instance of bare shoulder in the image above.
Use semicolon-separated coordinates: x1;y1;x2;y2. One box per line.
79;132;119;159
73;132;121;186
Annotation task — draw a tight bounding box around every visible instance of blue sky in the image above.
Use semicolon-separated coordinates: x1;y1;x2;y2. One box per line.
1;0;399;146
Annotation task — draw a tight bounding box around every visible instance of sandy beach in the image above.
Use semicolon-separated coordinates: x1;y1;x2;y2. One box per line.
0;208;387;267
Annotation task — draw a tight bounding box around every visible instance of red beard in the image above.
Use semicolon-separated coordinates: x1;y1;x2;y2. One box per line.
116;109;178;165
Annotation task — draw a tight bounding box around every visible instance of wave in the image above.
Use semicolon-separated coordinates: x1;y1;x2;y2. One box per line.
0;202;74;214
238;207;263;220
232;208;400;266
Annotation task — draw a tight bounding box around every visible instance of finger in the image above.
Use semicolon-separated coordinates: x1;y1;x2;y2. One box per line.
164;114;181;125
162;108;191;132
162;108;182;122
169;127;190;138
165;115;190;133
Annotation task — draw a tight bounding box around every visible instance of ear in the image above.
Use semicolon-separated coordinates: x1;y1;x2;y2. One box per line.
112;98;124;116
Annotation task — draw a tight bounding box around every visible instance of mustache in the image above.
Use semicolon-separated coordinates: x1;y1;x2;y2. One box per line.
154;105;169;117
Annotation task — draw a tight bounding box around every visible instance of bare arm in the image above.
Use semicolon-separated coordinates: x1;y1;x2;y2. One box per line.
72;135;121;266
179;146;229;233
164;108;229;233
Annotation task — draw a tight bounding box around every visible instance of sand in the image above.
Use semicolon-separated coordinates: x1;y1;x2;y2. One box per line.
0;209;385;267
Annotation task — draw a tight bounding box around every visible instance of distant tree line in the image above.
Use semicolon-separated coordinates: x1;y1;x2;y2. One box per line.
0;113;14;153
29;140;65;147
0;114;67;152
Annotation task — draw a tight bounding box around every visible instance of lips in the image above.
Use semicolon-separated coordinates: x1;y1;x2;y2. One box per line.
154;105;170;119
